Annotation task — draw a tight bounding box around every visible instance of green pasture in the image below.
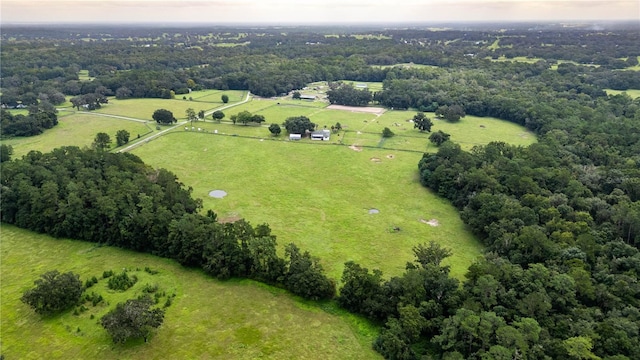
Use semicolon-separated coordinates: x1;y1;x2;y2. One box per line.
177;100;535;153
605;88;640;99
132;133;484;280
188;90;246;103
0;225;379;360
93;90;246;120
1;113;152;158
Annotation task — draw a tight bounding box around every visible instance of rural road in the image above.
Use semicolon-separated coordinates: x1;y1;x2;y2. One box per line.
117;91;252;153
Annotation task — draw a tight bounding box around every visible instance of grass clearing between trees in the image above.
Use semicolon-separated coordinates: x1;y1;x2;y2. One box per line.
2;113;153;158
605;88;640;99
133;132;485;280
0;225;380;360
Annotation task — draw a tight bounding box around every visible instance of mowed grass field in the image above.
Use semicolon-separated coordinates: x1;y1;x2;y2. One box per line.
2;113;153;158
133;132;484;280
94;90;247;120
0;225;380;360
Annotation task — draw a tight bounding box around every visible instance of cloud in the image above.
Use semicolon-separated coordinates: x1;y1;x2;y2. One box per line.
2;0;638;23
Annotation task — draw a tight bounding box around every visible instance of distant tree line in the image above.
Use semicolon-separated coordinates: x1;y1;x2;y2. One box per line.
2;27;637;104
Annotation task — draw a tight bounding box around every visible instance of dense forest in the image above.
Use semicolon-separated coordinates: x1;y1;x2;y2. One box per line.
2;24;640;359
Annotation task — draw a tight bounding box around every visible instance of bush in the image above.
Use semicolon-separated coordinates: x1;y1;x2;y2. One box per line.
107;271;138;291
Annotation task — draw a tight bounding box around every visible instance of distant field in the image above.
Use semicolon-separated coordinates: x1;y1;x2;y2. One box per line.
605;88;640;99
1;225;379;360
371;63;439;70
2;113;153;158
94;90;246;120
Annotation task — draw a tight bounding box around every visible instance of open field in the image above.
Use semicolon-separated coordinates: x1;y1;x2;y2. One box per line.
132;132;485;280
605;88;640;99
0;225;379;360
4;95;534;282
2;113;153;158
221;98;535;152
94;90;247;120
371;63;439;70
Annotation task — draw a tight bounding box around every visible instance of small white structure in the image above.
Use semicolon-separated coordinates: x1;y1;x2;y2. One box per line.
289;134;302;141
311;130;331;141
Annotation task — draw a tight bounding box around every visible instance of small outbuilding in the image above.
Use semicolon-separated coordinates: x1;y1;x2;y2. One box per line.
289;134;302;141
299;94;316;100
311;129;331;141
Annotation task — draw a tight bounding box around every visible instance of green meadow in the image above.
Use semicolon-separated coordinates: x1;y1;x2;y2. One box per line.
0;225;380;360
94;90;246;120
2;113;153;158
133;131;483;280
1;91;538;358
605;88;640;99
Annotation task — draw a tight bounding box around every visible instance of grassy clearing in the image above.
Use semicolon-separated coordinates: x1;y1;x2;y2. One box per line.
605;88;640;99
2;113;152;158
1;225;380;359
78;69;95;81
133;132;484;280
94;90;246;120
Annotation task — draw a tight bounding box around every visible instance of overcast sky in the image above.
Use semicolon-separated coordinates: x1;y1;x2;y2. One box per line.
2;0;639;24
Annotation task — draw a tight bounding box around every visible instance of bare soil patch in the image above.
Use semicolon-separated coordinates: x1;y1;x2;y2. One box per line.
219;215;242;224
386;154;395;159
349;145;363;152
370;157;381;162
327;104;386;114
420;218;440;227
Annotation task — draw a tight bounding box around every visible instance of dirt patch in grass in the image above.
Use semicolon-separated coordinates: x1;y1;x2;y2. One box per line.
420;218;440;227
218;215;242;223
386;154;395;159
349;145;363;152
327;104;386;114
370;157;381;162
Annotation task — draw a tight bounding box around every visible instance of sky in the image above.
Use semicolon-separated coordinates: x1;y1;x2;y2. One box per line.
1;0;639;24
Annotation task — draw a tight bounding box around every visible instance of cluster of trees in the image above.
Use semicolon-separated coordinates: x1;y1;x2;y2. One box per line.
70;92;108;110
326;83;373;106
21;268;165;343
92;129;130;150
283;116;316;135
230;110;265;125
152;109;177;124
1;106;58;137
1;147;335;301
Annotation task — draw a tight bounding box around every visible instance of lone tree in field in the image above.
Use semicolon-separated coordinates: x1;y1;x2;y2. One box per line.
212;110;225;122
186;108;198;126
251;114;266;125
153;109;176;124
269;123;282;136
21;270;83;315
101;295;165;343
116;129;130;147
382;127;395;138
197;110;205;120
412;112;433;132
283;116;316;135
221;94;229;104
429;130;451;146
93;132;112;151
